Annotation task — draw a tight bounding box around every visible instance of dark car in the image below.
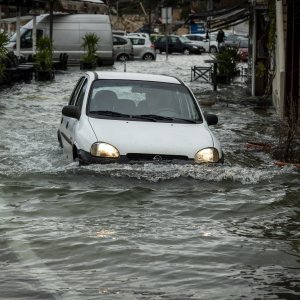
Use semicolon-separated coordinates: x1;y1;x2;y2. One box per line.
154;35;204;55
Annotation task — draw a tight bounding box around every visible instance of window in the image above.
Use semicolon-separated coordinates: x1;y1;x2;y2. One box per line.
88;79;202;122
75;79;88;108
20;29;43;48
113;36;127;45
69;76;85;105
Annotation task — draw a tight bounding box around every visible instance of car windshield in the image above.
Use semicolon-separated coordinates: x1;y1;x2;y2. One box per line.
87;79;202;123
9;27;28;42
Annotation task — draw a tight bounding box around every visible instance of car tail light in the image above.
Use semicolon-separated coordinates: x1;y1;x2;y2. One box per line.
151;44;154;48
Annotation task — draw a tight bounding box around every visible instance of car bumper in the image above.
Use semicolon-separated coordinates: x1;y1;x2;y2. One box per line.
77;150;224;165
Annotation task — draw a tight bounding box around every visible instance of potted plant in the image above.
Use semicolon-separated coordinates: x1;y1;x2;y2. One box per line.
0;31;9;85
215;47;239;84
80;33;100;70
34;36;54;81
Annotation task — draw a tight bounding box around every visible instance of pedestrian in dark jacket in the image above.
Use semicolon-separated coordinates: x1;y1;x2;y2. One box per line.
216;29;225;51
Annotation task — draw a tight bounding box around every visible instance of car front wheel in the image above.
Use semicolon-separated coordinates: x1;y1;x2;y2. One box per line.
183;48;190;55
143;53;155;61
117;54;129;61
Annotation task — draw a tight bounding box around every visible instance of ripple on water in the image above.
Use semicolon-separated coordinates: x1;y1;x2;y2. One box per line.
0;157;297;184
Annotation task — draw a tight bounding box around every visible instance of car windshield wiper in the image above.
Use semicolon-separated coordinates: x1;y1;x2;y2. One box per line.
171;118;198;123
89;110;130;118
133;114;174;122
133;114;198;123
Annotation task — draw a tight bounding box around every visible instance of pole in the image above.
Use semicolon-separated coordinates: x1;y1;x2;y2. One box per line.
166;7;168;61
33;15;37;54
148;2;151;35
16;5;21;58
49;0;53;41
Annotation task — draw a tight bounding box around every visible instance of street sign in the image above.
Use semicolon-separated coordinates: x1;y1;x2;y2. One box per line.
161;7;172;24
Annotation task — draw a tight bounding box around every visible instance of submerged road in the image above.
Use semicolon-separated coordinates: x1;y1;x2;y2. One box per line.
0;54;299;300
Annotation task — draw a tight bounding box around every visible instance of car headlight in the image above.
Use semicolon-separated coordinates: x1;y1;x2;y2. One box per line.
90;142;120;158
195;148;219;163
192;46;197;49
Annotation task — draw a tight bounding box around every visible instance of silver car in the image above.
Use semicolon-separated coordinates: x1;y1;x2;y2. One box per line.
126;35;156;61
113;35;134;61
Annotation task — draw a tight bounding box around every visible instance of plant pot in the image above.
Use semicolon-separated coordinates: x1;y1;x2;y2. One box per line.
80;61;97;70
216;74;230;84
35;70;55;81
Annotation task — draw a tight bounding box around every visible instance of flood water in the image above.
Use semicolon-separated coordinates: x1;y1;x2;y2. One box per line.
0;54;299;300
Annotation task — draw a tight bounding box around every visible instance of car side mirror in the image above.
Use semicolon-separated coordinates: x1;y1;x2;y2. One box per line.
205;114;218;125
62;105;81;120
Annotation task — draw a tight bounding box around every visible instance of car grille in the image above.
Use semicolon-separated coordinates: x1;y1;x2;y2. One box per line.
126;153;189;162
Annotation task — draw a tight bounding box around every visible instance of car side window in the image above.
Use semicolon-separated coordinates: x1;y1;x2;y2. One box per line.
75;78;88;108
138;39;145;45
113;36;127;45
130;38;139;45
69;76;85;105
160;37;166;43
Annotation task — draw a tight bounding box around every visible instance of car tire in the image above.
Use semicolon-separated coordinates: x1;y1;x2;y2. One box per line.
183;48;190;55
117;54;129;61
143;53;155;61
210;46;217;53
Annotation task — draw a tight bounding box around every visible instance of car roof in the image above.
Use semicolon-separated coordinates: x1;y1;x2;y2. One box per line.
127;35;146;39
88;71;182;84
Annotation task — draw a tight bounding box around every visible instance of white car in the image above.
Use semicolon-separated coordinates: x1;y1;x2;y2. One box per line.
58;71;223;165
183;34;219;53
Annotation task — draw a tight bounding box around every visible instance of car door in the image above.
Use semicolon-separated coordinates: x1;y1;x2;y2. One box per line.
60;76;87;160
156;36;167;52
169;36;180;53
129;37;143;59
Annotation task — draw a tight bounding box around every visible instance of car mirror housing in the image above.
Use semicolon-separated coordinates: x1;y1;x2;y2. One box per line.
62;105;81;120
205;114;218;125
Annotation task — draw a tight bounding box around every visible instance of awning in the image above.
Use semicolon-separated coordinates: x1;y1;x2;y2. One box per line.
207;8;249;32
186;4;250;32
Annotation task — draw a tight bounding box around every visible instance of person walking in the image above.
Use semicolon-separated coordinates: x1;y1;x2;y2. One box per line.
216;29;225;51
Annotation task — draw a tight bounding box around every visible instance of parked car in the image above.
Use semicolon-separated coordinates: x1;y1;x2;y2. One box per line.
126;35;156;61
112;35;133;61
183;34;218;53
154;35;204;55
224;34;248;48
112;30;127;36
127;32;150;39
58;71;223;165
238;38;249;61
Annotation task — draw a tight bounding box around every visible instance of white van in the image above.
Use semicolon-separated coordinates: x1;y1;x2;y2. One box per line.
6;13;114;66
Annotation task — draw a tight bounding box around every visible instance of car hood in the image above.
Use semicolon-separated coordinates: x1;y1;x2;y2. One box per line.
88;118;214;157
